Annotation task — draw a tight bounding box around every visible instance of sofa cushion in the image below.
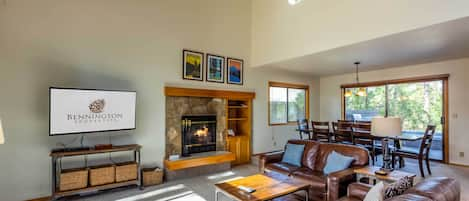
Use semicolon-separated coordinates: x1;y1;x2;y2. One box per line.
323;151;355;175
287;140;320;169
291;168;327;192
265;162;299;175
364;182;384;201
405;177;460;201
315;143;369;171
384;176;413;199
282;143;305;167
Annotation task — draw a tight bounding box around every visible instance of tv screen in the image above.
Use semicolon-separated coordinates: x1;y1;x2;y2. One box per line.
49;87;137;135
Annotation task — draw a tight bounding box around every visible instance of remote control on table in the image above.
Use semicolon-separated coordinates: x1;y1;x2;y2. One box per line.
238;186;256;193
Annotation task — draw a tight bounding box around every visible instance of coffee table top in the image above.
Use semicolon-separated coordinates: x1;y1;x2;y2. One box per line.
215;172;310;201
354;166;417;183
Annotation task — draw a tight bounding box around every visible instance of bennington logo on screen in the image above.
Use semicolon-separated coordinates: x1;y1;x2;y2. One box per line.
66;99;124;124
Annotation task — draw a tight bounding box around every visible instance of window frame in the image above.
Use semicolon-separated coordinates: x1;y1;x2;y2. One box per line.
268;81;310;126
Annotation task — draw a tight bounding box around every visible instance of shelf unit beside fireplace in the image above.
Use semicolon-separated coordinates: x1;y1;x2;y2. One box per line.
226;99;252;165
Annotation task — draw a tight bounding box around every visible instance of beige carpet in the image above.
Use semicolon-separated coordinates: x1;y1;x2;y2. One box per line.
62;159;469;201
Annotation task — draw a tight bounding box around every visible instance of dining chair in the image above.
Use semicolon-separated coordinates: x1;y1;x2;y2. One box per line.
338;120;354;123
311;121;331;142
296;119;311;140
332;122;353;144
352;123;381;165
392;125;436;177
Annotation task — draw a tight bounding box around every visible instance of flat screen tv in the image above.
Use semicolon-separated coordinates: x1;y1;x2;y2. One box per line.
49;87;137;136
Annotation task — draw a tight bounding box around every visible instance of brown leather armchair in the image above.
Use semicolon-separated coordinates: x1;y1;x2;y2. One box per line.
259;140;370;201
339;177;460;201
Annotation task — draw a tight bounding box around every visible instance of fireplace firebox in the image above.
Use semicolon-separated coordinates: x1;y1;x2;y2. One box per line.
181;115;217;157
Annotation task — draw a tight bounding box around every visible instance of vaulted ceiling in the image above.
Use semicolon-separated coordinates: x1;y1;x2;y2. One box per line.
251;0;469;76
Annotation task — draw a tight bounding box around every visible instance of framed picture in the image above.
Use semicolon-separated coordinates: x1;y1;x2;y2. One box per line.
227;58;243;85
206;54;225;83
183;50;204;81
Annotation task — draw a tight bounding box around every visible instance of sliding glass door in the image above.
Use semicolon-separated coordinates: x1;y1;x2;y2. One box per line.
343;77;447;161
387;81;443;160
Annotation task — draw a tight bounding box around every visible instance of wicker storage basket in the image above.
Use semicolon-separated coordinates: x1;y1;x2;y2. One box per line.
59;168;88;191
115;162;138;182
89;164;115;186
142;167;163;187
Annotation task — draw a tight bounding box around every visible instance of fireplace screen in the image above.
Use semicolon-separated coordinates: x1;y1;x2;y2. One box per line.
181;115;217;156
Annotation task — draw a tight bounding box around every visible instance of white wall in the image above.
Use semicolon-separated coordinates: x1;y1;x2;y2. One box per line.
0;1;319;200
251;0;469;67
319;58;469;166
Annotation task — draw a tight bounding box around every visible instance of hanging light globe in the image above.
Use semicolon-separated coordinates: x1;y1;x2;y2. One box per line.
356;87;367;97
344;90;353;97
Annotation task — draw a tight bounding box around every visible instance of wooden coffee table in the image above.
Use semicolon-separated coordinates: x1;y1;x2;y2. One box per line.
354;166;417;185
214;172;310;201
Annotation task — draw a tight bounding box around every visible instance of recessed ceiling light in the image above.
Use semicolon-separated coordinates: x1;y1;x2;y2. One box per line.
288;0;303;6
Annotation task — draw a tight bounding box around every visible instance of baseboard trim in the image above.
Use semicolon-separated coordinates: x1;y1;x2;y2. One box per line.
449;162;469;168
26;196;50;201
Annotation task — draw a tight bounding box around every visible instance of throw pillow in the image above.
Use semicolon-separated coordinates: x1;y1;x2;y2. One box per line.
323;151;355;175
364;181;385;201
281;143;305;167
384;176;413;199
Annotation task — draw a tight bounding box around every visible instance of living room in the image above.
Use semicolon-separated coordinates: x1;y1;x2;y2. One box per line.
0;0;468;201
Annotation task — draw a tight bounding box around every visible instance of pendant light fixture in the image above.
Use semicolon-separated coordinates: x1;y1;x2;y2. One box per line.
344;62;367;97
354;62;367;97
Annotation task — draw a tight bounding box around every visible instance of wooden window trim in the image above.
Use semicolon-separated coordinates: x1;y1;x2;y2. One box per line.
340;74;449;88
340;74;450;163
268;81;310;126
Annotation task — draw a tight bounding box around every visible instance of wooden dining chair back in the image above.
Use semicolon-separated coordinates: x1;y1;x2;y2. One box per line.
297;119;311;140
332;122;353;144
311;121;331;142
392;125;436;177
419;125;437;157
352;123;380;165
355;120;371;124
338;120;354;124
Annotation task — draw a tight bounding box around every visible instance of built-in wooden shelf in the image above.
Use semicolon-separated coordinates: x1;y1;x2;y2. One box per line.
164;151;236;171
228;106;249;109
228;118;248;121
55;180;139;197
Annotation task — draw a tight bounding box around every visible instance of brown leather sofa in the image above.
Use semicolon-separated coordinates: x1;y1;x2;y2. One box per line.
339;177;460;201
259;139;370;201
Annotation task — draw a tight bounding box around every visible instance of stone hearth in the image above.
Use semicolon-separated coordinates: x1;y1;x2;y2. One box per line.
165;96;227;158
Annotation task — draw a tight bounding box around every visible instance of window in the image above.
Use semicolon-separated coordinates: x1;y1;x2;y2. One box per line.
342;74;449;161
269;82;309;125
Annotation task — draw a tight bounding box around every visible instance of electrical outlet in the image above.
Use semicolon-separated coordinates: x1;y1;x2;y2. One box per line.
459;152;465;157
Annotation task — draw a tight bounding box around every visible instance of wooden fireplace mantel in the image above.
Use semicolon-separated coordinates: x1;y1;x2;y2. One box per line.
164;86;255;99
164;151;236;171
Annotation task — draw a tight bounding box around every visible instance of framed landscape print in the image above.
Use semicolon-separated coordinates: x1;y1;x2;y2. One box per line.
183;50;204;81
206;54;225;83
227;58;243;85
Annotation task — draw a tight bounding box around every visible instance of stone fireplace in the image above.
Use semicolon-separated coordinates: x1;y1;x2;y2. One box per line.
165;96;227;158
181;115;217;156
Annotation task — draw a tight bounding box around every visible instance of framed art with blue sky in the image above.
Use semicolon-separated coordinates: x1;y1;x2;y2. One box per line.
227;58;243;85
206;54;225;83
